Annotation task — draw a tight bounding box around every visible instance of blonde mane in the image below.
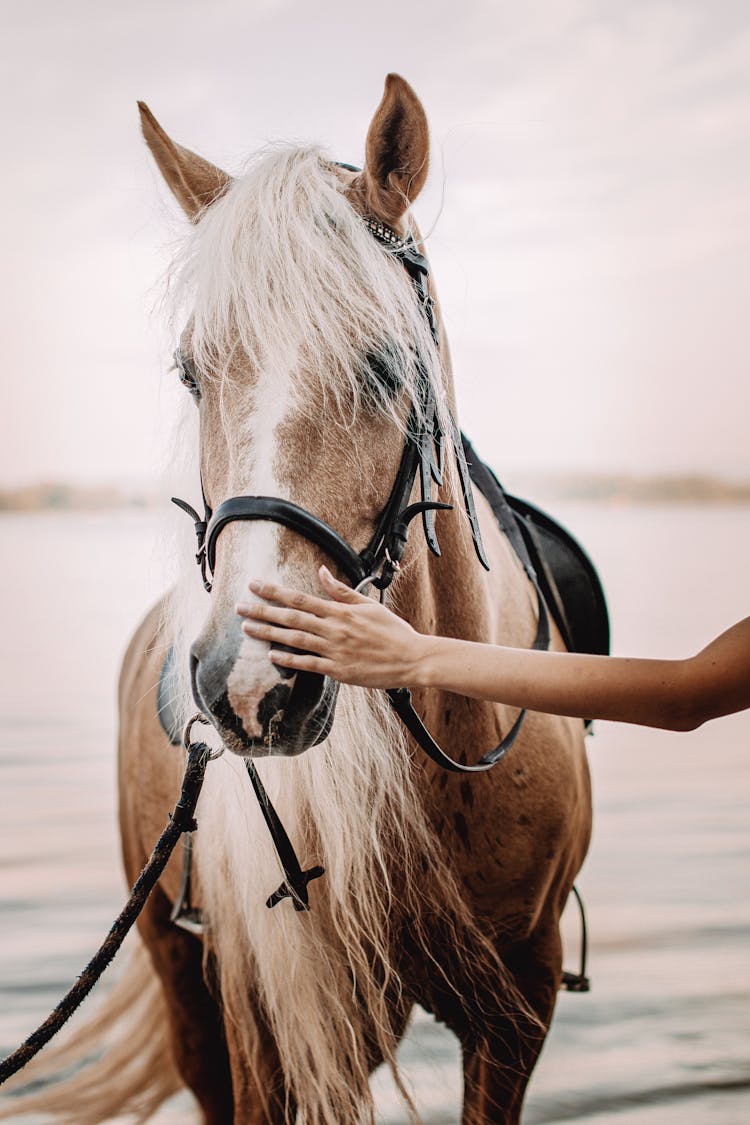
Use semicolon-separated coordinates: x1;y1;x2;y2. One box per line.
170;145;450;440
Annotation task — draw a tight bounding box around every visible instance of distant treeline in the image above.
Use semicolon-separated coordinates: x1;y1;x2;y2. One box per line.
1;474;750;512
508;473;750;505
0;483;156;511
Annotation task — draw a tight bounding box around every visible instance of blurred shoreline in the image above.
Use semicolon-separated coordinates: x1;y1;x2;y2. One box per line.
2;472;750;511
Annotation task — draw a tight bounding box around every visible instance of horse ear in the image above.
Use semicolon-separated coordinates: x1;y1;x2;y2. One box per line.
360;74;429;225
138;102;232;222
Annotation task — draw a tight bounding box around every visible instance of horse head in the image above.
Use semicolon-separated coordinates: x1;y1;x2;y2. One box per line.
142;75;449;758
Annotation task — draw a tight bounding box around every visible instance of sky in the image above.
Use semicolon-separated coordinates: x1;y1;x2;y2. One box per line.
1;0;749;486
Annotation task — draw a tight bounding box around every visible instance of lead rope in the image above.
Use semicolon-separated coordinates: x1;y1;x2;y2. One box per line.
0;717;216;1087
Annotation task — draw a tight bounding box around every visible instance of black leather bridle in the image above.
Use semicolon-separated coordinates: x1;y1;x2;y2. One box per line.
173;212;550;773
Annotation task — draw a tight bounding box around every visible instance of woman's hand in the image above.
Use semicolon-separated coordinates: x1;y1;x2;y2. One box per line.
236;565;428;689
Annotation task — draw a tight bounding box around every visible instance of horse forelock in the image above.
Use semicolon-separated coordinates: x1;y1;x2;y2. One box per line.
169;144;448;438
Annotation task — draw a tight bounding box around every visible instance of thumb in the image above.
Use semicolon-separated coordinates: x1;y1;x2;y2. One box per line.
319;565;370;603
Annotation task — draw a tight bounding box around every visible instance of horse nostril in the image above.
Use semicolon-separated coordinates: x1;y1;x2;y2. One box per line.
258;682;292;740
189;653;203;712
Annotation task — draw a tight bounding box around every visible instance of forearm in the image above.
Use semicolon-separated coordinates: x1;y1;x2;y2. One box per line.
416;637;700;730
241;572;750;731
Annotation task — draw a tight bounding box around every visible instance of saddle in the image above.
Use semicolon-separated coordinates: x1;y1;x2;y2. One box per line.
462;436;610;660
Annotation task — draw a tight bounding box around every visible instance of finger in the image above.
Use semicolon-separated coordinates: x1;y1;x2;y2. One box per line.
268;649;333;676
247;578;331;617
236;601;331;637
318;565;371;604
241;619;327;653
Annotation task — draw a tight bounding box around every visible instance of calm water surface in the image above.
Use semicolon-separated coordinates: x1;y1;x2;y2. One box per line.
0;505;748;1123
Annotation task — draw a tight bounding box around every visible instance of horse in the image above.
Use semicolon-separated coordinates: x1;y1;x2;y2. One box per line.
5;74;591;1125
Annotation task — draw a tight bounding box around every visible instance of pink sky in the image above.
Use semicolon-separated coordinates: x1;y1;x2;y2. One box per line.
2;0;749;485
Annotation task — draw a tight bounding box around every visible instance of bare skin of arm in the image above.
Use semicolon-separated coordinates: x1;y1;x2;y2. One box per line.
237;566;750;733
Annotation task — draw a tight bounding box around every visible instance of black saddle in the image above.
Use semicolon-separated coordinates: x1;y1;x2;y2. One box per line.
506;492;610;658
462;437;609;659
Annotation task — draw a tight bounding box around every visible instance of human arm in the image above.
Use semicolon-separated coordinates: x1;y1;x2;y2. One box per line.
237;567;750;731
419;618;750;730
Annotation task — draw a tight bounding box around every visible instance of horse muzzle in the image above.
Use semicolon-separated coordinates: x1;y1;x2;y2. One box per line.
190;629;339;757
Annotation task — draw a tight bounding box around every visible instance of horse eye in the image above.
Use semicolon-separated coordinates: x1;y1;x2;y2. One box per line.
173;350;201;399
362;344;402;399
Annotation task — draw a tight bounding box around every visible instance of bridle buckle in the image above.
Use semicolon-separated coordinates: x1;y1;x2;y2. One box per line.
384;547;400;571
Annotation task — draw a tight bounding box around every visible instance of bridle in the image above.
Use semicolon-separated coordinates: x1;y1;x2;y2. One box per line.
173;207;550;774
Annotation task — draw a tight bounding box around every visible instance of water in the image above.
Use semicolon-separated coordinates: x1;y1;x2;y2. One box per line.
1;505;748;1123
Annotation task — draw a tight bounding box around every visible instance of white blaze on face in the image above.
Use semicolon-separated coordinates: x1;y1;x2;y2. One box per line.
224;356;295;736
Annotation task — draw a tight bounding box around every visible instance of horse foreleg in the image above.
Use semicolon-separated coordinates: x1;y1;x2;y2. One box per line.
460;925;562;1125
135;883;235;1124
222;1005;296;1125
141;887;294;1123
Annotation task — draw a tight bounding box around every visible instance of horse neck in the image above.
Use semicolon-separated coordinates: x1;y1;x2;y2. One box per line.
392;457;535;656
393;495;490;643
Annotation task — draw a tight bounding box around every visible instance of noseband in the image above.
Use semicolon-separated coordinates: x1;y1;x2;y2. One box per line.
173;208;550;773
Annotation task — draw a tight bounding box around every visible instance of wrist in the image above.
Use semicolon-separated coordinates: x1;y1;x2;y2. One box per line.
407;631;443;689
